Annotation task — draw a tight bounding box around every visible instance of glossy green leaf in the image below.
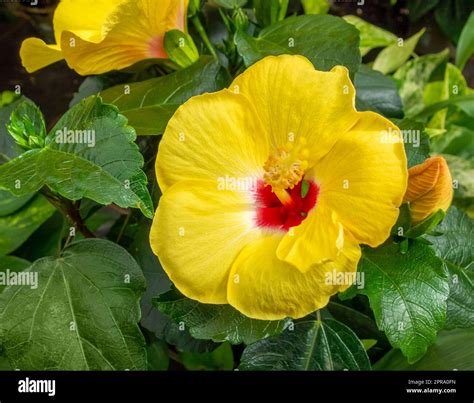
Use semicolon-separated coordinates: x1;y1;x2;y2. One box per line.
354;65;403;118
373;29;425;74
405;209;446;238
153;289;291;345
374;328;474;370
234;15;361;76
343;15;397;56
0;239;146;370
456;12;474;70
0;96;153;218
239;317;370;370
7;101;47;150
344;241;449;363
0;195;55;256
426;207;474;329
101;57;229;135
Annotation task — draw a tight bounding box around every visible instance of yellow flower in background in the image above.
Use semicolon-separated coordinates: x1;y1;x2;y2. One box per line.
20;0;188;75
150;55;408;320
404;156;453;223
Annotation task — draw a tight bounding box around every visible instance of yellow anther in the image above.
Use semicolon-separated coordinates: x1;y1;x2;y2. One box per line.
263;137;309;205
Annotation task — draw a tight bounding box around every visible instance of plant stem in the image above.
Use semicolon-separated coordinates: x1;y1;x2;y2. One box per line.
192;14;218;60
41;187;95;238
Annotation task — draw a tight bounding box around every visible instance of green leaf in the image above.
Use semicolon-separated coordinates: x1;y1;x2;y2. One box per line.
345;241;449;363
213;0;247;9
181;342;234;370
405;209;446;238
0;91;19;108
343;15;397;56
425;207;474;329
301;0;330;15
234;15;361;76
394;49;449;117
146;340;169;370
0;256;30;294
434;0;473;44
239;317;370;370
101;57;229;135
7;101;47;150
153;289;290;345
373;29;425;74
0;96;153;218
354;65;403;118
253;0;289;27
0;195;55;256
374;328;474;370
164;30;199;68
456;12;474;70
395;118;430;168
0;239;146;370
444;154;474;215
0;191;34;216
407;0;440;22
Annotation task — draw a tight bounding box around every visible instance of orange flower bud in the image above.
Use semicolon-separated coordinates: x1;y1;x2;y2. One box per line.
404;156;453;223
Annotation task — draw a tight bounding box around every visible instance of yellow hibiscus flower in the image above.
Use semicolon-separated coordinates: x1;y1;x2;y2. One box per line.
20;0;188;75
150;55;408;320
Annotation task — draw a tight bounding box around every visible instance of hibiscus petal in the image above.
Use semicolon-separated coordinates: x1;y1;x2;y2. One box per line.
313;111;407;247
150;180;262;304
230;55;360;165
60;0;188;75
276;200;345;272
157;90;269;191
20;39;64;73
227;234;361;320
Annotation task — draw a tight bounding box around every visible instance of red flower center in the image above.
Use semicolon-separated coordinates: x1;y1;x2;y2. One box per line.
255;179;319;231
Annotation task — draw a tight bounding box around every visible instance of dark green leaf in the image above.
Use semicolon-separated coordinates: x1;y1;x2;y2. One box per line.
405;209;446;238
146;340;169;370
234;15;361;76
180;342;234;370
344;241;449;363
354;65;403;118
407;0;440;22
0;195;55;256
0;96;153;218
0;255;30;294
374;328;474;370
239;317;370;370
0;239;146;370
153;289;290;345
101;57;229;135
434;0;474;44
426;207;474;329
393;118;430;168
